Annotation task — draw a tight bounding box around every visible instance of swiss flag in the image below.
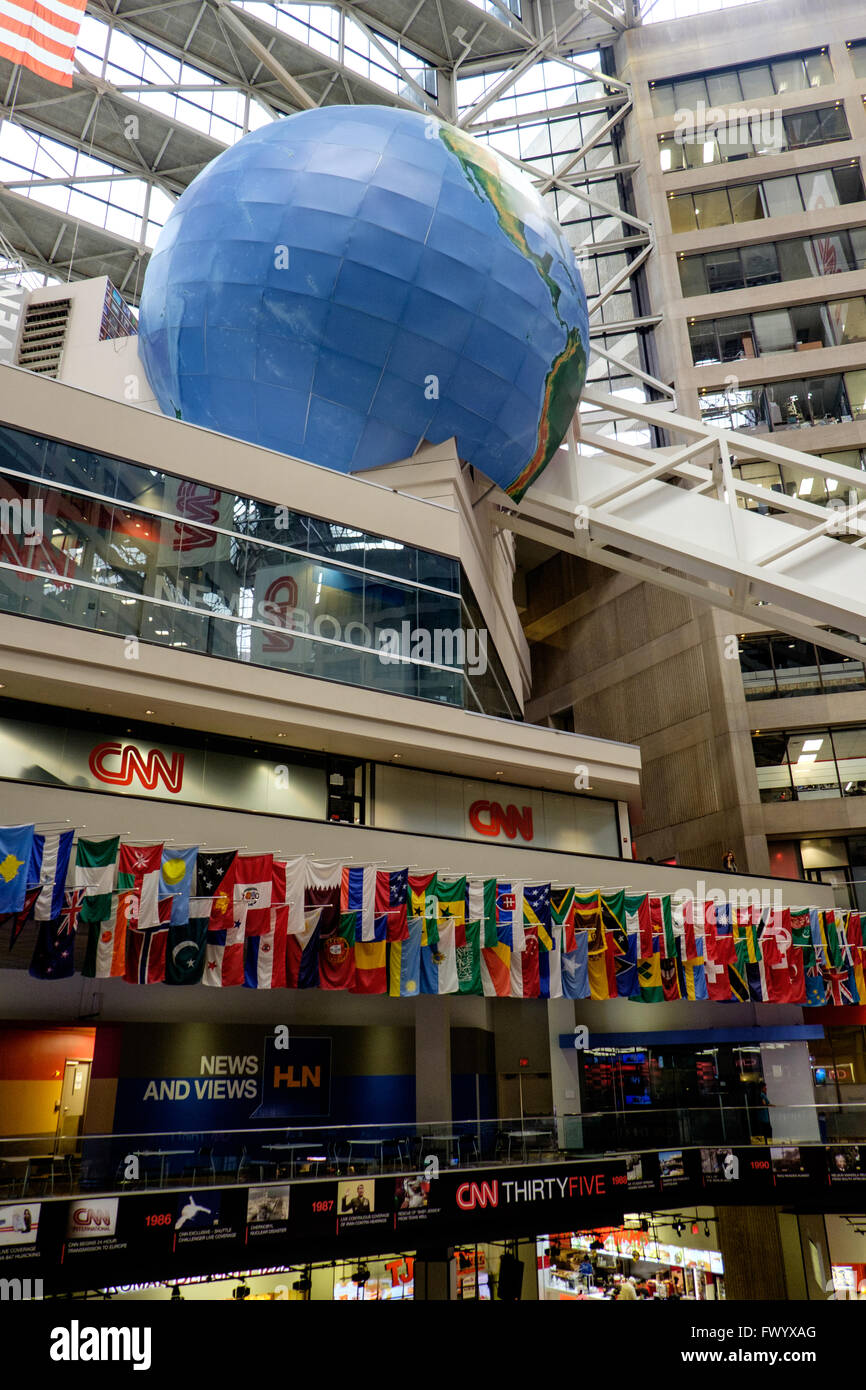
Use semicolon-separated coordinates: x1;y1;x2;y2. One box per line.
761;935;806;1004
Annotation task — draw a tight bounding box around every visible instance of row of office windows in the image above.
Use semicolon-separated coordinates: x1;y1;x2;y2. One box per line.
698;370;866;430
677;228;866;297
668;164;865;235
733;450;866;517
0;424;521;720
688;295;866;365
650;42;866;117
753;725;866;802
649;49;835;117
740;634;866;701
659;104;850;174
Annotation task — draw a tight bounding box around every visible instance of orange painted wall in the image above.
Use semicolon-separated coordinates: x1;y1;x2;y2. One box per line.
0;1026;95;1138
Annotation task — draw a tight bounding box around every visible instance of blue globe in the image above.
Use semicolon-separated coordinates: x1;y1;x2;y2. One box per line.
138;105;589;500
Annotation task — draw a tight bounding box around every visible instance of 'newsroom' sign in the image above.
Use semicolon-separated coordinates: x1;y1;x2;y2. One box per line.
7;1142;866;1293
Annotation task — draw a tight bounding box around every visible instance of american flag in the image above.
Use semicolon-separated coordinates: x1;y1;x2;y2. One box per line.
0;0;87;88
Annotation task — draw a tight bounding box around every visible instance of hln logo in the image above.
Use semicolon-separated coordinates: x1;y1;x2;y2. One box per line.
273;1065;321;1089
0;1277;43;1300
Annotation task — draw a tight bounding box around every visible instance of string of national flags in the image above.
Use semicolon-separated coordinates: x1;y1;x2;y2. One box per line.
0;824;862;1003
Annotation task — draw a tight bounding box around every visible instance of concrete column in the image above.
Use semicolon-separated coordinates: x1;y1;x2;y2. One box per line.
547;998;581;1149
761;1041;821;1143
413;1249;456;1301
414;995;451;1125
716;1206;788;1299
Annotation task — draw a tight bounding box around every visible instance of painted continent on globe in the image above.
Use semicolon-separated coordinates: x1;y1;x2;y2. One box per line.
138;105;589;501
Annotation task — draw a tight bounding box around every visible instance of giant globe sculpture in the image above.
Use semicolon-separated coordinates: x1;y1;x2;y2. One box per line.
138;105;589;501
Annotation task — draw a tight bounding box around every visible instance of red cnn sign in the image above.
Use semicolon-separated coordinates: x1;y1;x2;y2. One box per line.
88;741;185;794
172;481;221;552
468;800;534;842
261;575;298;652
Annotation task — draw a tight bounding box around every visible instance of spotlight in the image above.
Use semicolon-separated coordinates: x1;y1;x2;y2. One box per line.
170;1284;183;1302
674;1221;684;1237
704;1221;711;1239
232;1282;250;1300
352;1265;370;1286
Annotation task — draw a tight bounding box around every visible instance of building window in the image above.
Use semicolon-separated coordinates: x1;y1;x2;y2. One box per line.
741;636;866;700
699;373;854;430
668;164;865;236
649;48;834;117
752;724;866;801
687;295;866;364
849;40;866;79
678;227;866;296
0;423;523;719
658;104;850;172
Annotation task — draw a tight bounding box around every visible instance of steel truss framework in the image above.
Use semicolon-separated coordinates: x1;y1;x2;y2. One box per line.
2;0;865;653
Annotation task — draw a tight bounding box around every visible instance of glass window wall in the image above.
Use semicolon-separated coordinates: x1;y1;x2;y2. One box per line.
0;424;521;719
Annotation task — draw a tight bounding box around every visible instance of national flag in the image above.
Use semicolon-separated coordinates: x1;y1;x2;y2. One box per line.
846;912;863;951
705;910;736;967
678;957;708;1001
524;883;553;951
481;940;512;997
727;959;750;1003
612;930;638;998
649;895;676;959
124;897;172;984
456;920;482;995
539;936;562;998
804;948;826;1006
202;906;247;987
409;872;435;922
82;889;134;979
28;830;73;921
375;868;409;941
352;935;387;994
285;905;326;990
433;875;467;932
790;908;812;949
118;843;163;928
625;893;653;958
660;956;681;1001
822;962;857;1007
28;885;85;980
638;952;664;1003
244;903;289;990
422;920;458;994
197;849;237;933
3;884;41;951
562;935;590;999
165;897;210;986
551;886;576;952
0;824;35;913
0;0;87;88
319;910;357;990
74;836;119;924
342;865;376;941
575;891;603;953
305;859;342;979
759;910;806;1004
703;954;731;1001
468;877;496;945
389;916;423;997
495;880;524;951
734;914;762;966
159;846;198;925
234;853;274;936
672;899;699;961
511;924;540;998
853;945;866;1005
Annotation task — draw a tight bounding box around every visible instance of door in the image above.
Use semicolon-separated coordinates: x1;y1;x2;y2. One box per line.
55;1059;91;1152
